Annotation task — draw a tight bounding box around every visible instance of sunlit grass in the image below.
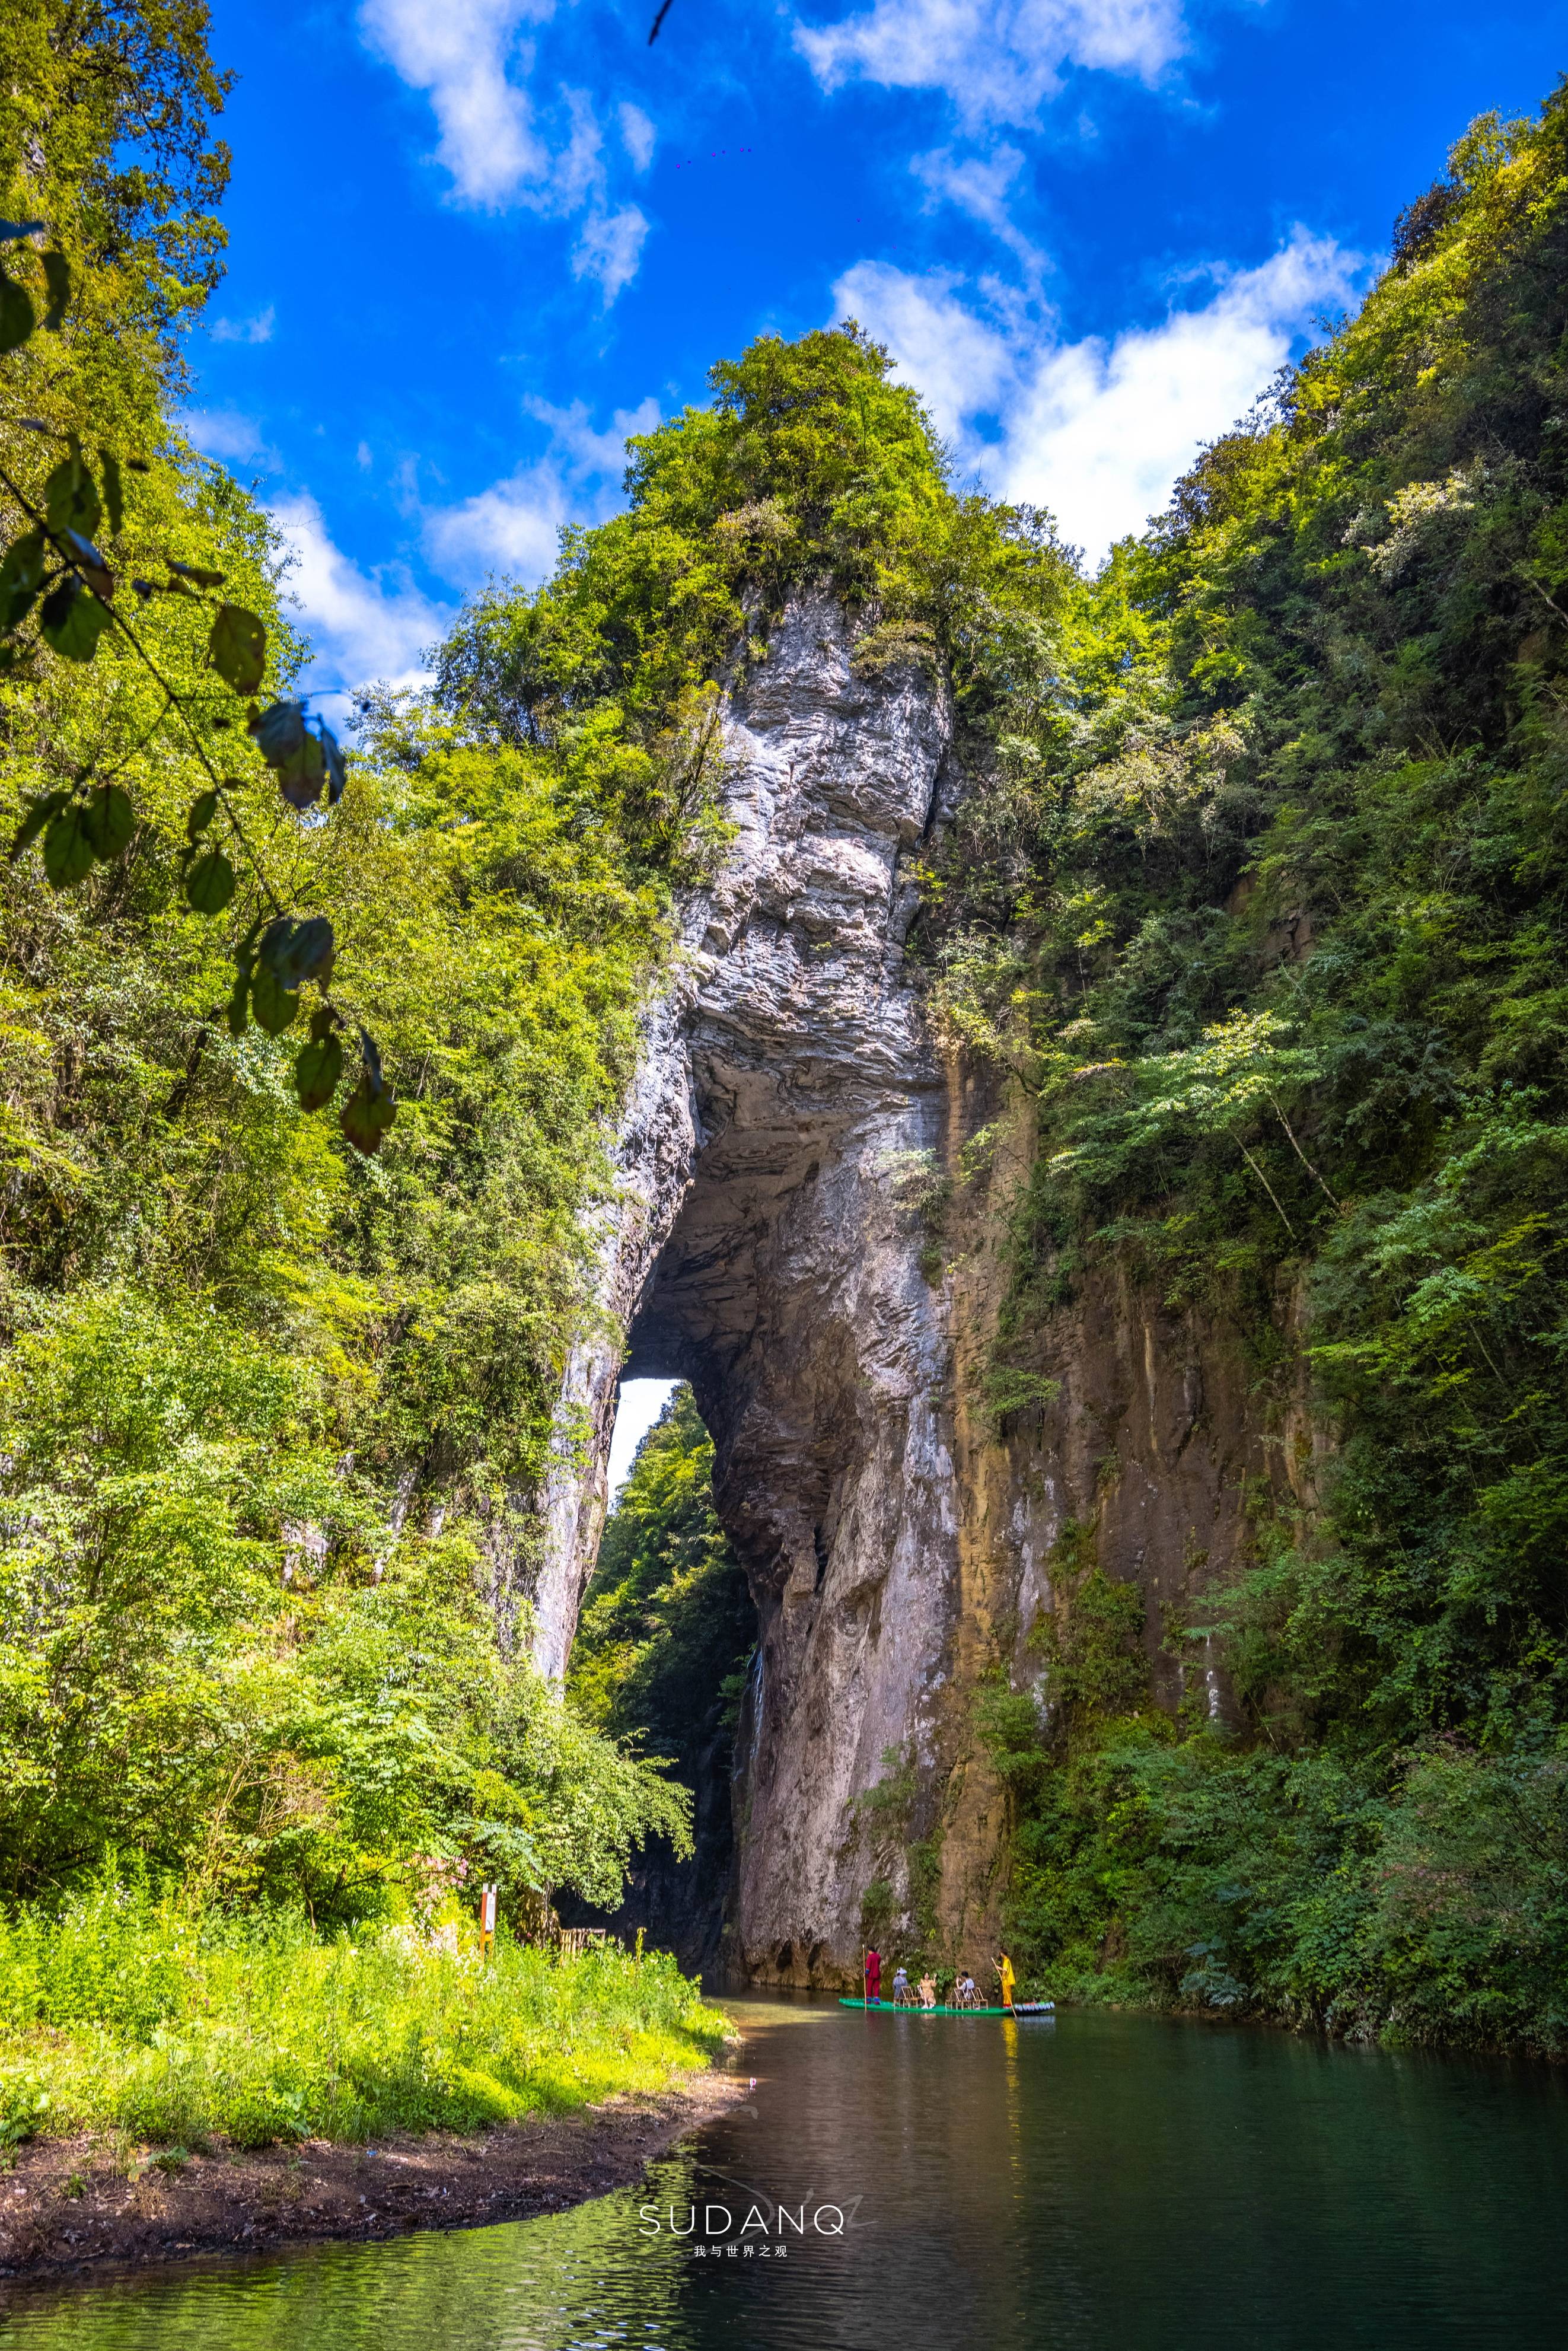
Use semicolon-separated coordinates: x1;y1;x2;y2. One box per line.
0;1879;729;2151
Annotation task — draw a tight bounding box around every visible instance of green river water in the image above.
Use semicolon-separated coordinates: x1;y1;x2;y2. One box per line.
3;1995;1566;2350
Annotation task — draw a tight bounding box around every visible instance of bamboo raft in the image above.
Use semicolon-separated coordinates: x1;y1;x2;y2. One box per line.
839;1997;1054;2017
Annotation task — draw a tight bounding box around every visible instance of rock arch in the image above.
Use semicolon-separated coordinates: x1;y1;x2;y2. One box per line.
528;597;1291;1985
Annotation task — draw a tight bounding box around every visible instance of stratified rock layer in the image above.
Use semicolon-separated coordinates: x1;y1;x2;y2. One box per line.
534;597;1312;1987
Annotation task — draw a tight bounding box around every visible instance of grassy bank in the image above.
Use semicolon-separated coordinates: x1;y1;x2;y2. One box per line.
0;1881;729;2155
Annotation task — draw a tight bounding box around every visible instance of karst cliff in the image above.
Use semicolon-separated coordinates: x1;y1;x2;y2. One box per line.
528;596;1321;1987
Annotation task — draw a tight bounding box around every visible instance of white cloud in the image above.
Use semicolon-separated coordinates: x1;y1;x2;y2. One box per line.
798;0;1187;127
260;397;657;725
358;0;651;299
359;0;559;206
211;304;276;345
619;101;656;172
422;396;661;588
912;146;1044;282
836;231;1363;559
270;492;452;710
836;262;1014;446
180;408;279;469
573;205;650;307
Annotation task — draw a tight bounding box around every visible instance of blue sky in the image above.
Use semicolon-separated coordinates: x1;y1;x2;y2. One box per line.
189;0;1566;712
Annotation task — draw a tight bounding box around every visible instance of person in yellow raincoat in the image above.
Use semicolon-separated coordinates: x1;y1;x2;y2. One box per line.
995;1951;1016;2010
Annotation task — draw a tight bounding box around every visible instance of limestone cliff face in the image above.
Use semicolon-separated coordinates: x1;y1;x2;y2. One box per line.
533;597;1317;1987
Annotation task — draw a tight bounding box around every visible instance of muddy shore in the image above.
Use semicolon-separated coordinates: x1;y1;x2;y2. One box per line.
0;2063;748;2284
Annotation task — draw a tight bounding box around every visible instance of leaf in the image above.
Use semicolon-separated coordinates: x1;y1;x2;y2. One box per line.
168;560;225;588
250;961;299;1036
186;789;219;842
41;250;69;331
250;699;305;765
42;806;94;888
39;576;110;662
60;529;113;599
259;914;334;992
185;848;236;916
340;1070;397;1155
227;964;250;1037
208;604;266;695
0;265;33;355
81;785;135;861
8;791;69;862
0;219;45;242
278;732;326;813
295;1031;344;1113
0;531;46;630
44;453;100;539
322;725;347;805
100;449;123;537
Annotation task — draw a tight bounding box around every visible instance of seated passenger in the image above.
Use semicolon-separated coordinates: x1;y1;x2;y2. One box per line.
955;1971;979;2007
891;1965;913;2005
918;1973;937;2009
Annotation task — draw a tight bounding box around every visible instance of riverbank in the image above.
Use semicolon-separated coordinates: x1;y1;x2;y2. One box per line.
0;2063;748;2279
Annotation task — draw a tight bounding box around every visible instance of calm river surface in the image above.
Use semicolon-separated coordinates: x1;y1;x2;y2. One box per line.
4;1995;1567;2350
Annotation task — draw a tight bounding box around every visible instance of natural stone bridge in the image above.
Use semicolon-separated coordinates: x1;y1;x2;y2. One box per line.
528;600;1316;1987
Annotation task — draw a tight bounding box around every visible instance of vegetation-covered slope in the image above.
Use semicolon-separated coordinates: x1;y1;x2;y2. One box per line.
570;1387;754;1788
0;0;693;1928
938;88;1568;2050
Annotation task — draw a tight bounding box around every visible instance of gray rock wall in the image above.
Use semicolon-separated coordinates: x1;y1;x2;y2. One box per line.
532;595;1313;1986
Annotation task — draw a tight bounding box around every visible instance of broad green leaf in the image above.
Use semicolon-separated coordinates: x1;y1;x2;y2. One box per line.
100;449;123;537
0;265;33;354
41;250;69;330
186;789;219;842
208;604;267;695
8;791;69;863
278;732;326;813
295;1032;344;1112
42;806;94;888
81;785;135;861
39;576;110;662
340;1070;397;1155
44;453;100;539
0;531;46;630
169;560;225;588
250;962;299;1036
185;848;236;916
259;914;334;992
250;699;305;764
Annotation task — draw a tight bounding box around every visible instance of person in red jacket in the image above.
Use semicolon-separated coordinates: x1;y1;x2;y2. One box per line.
864;1947;881;2005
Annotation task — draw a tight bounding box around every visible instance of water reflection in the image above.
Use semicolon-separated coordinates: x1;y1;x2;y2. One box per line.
4;1998;1567;2351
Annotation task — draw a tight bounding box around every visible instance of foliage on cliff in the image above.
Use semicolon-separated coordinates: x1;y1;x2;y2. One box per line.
569;1387;755;1789
436;325;1072;766
949;84;1568;2050
0;0;694;1931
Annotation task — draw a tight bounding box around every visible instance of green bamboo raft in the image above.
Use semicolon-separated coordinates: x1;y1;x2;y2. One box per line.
838;1998;1054;2016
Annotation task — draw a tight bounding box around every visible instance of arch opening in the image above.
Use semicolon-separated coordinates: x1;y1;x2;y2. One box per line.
562;1379;758;1972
